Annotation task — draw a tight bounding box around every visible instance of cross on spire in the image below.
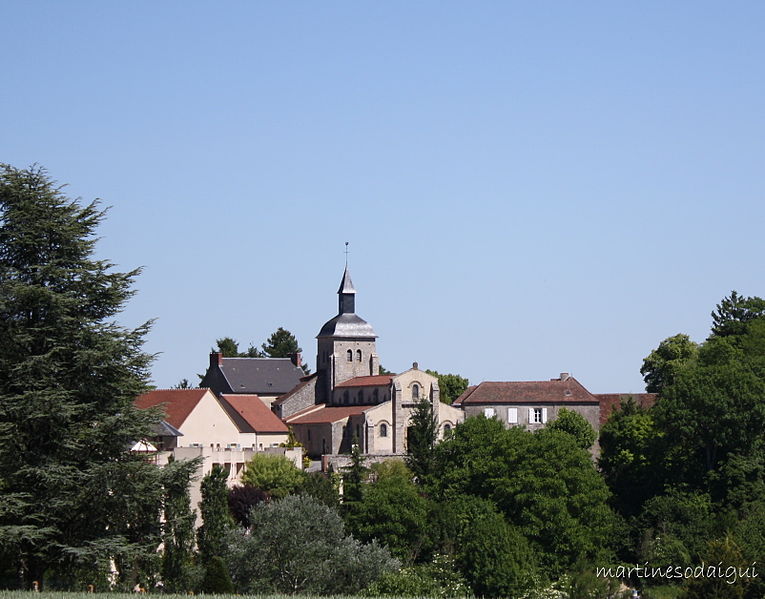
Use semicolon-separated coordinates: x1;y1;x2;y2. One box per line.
344;241;349;267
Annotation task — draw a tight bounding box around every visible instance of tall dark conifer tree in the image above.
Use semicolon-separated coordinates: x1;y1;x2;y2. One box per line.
0;165;162;588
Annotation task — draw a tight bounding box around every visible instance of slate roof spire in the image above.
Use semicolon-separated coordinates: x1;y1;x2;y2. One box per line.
338;264;356;314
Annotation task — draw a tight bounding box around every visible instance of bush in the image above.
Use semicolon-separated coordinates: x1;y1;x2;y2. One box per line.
225;494;399;594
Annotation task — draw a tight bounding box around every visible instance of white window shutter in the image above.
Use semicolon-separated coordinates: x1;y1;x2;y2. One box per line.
542;408;548;423
508;407;518;424
528;407;534;423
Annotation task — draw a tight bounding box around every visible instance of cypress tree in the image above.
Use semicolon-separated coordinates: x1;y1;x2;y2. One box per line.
0;165;162;588
197;464;232;562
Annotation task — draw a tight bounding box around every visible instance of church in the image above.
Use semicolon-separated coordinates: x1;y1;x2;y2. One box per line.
270;265;464;460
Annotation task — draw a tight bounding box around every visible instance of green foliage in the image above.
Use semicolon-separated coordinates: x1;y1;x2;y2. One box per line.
711;290;765;339
197;465;232;563
682;535;752;599
346;463;429;563
160;458;199;593
299;471;340;508
599;398;660;517
654;359;765;497
261;326;302;358
241;453;306;499
342;438;368;506
199;556;234;594
641;333;699;394
363;554;473;598
425;369;469;404
450;495;539;598
405;398;439;484
214;328;309;371
225;494;399;594
214;337;244;357
638;489;716;567
432;417;619;577
0;165;164;588
546;407;597;450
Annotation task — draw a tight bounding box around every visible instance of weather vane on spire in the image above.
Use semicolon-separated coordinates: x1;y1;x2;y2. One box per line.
344;241;350;266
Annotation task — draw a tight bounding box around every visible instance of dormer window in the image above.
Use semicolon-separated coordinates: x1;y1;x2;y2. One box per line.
412;383;420;400
347;349;353;362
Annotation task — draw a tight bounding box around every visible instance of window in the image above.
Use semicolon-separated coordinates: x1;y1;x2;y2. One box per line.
343;390;349;404
358;390;364;403
443;423;451;433
357;349;362;362
379;423;388;437
508;407;518;424
530;407;548;424
347;349;353;362
412;384;420;400
483;407;496;418
373;388;379;402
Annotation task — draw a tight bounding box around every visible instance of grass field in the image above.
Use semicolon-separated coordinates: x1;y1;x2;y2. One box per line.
0;593;370;599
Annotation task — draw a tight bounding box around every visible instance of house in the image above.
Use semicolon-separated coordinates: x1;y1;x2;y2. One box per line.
271;265;463;463
453;374;601;431
200;352;306;407
135;388;290;451
134;388;299;523
453;375;657;435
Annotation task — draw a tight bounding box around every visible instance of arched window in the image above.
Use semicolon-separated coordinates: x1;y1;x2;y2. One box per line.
346;349;353;362
412;383;420;400
379;423;388;437
443;423;452;433
356;349;362;362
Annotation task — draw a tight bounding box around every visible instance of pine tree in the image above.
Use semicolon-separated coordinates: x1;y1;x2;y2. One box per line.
0;165;162;588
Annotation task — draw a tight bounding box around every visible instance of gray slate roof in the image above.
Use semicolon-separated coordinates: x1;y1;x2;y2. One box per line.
317;313;377;339
219;358;304;395
338;265;356;294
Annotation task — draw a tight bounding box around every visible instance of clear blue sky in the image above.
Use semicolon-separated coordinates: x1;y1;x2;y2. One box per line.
3;2;764;393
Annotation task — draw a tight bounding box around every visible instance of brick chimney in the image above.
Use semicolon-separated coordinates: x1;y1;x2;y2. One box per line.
289;352;302;367
210;352;223;367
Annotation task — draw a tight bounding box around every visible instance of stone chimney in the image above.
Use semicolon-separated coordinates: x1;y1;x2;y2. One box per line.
289;352;302;367
210;352;223;367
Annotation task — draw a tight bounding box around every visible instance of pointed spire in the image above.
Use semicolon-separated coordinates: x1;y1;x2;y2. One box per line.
337;264;356;295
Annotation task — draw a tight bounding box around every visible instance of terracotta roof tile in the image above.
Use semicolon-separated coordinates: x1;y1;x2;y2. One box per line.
135;388;210;429
458;378;598;405
287;405;368;425
335;375;393;388
595;393;657;426
219;394;289;434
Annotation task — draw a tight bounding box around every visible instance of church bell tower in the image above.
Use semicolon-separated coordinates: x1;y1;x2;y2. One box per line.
315;264;379;404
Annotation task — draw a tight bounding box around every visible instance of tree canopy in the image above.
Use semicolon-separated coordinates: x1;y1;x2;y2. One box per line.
0;165;164;588
425;369;469;404
212;327;309;372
